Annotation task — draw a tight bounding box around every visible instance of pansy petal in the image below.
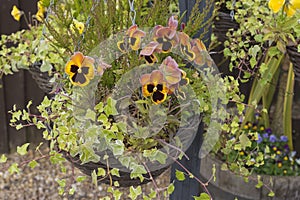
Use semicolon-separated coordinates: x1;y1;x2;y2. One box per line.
126;24;138;36
150;70;164;85
168;15;178;30
70;73;90;86
117;39;129;53
268;0;285;13
290;0;300;8
284;4;297;16
140;41;160;56
11;5;23;21
151;91;167;104
143;54;157;65
140;73;151;85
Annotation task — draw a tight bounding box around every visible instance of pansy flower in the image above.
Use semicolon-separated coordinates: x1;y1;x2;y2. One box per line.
268;0;300;16
153;16;179;53
117;25;146;53
11;5;23;22
65;52;95;86
139;41;161;65
35;1;47;22
191;38;209;66
70;19;85;35
158;56;189;95
178;32;195;61
140;70;169;104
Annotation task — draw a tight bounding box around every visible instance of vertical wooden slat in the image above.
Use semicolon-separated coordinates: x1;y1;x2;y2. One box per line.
0;0;21;153
0;79;9;153
3;72;27;152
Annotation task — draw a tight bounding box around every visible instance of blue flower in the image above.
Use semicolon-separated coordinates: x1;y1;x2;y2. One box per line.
263;133;269;138
269;135;277;143
256;134;263;144
265;128;272;134
280;135;288;142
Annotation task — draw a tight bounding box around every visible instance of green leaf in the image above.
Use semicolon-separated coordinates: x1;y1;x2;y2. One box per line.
111;168;120;177
128;186;142;200
143;149;167;164
193;193;210;200
8;163;20;174
85;109;96;121
104;97;118;116
167;183;175;194
28;160;38;169
175;169;185;181
16;124;23;130
56;179;66;187
76;176;87;182
17;143;30;156
111;140;124;156
255;175;263;188
97;167;106;177
0;154;7;163
91;170;98;186
268;191;275;197
239;134;251;150
69;187;75;195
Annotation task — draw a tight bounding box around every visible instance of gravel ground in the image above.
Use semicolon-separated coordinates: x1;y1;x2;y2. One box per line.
0;148;171;200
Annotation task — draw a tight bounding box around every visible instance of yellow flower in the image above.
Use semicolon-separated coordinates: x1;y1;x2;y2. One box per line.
140;70;169;105
268;0;300;16
117;25;146;53
71;19;85;35
35;1;47;22
65;52;95;86
284;156;288;161
11;5;23;21
277;162;282;168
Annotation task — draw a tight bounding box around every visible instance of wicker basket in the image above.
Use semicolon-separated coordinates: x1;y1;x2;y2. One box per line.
213;12;239;42
287;45;300;82
29;61;55;94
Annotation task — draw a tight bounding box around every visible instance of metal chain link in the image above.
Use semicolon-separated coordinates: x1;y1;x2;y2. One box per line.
230;0;236;21
128;0;136;25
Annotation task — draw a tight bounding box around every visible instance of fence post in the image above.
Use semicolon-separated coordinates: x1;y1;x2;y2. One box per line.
170;0;214;199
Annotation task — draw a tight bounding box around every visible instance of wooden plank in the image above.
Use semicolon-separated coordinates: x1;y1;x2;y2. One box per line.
0;79;9;153
3;72;27;152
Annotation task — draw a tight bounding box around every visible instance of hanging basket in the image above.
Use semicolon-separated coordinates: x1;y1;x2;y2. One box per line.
286;45;300;82
28;61;55;94
213;12;239;42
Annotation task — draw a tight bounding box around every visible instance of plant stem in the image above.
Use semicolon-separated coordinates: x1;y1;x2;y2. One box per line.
283;62;294;150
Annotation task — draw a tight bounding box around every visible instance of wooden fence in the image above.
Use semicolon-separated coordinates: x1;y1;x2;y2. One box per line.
0;0;44;153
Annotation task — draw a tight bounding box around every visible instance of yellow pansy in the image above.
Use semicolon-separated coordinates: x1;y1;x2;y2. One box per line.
71;19;85;35
35;1;47;22
65;52;95;87
269;0;300;16
11;5;23;22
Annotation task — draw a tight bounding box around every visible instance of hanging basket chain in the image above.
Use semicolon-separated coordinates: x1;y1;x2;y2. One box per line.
230;0;236;21
128;0;136;25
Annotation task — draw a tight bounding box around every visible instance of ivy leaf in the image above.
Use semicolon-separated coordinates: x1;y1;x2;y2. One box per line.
76;176;87;182
0;154;7;163
167;183;175;194
8;163;20;174
28;160;38;169
111;140;124;156
268;191;275;197
85;109;96;121
17;143;30;156
104;97;118;116
128;186;142;200
97;167;106;177
193;193;210;200
91;170;98;186
175;169;185;181
239;134;251;150
111;168;120;177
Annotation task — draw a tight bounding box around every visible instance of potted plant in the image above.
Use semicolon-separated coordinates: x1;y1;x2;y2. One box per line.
0;0;245;199
200;0;300;199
